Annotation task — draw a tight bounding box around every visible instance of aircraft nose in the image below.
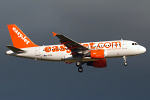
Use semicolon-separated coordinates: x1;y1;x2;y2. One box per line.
140;46;146;53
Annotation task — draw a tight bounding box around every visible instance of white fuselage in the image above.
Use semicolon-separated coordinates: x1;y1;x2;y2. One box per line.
6;40;146;62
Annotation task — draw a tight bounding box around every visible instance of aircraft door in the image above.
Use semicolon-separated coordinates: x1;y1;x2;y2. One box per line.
35;47;40;56
122;41;127;49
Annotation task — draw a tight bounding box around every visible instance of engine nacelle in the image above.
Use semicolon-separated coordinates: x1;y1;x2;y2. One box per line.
90;49;105;59
87;59;107;68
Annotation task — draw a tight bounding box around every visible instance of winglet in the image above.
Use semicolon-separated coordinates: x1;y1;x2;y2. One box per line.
52;32;57;36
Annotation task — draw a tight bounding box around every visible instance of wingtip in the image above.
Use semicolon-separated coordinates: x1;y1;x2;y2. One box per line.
52;32;57;36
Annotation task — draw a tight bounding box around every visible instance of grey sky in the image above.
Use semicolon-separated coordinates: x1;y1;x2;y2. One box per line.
0;0;150;100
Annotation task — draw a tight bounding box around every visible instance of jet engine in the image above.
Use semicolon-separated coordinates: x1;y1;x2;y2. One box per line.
87;59;107;68
84;49;105;59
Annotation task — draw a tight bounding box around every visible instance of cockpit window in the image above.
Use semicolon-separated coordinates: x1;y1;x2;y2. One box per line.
135;43;138;45
132;43;138;45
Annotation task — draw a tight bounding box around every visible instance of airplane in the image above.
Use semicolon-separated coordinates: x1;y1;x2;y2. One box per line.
6;24;146;72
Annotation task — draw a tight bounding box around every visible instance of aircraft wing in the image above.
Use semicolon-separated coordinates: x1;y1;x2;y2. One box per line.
52;32;89;54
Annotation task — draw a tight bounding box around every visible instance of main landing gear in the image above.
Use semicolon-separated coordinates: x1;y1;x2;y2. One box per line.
123;56;128;66
76;61;83;73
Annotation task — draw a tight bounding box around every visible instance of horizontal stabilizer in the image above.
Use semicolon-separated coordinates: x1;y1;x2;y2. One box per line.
6;45;25;53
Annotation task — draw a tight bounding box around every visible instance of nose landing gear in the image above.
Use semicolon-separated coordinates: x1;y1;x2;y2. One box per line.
123;56;128;66
76;61;83;72
76;61;81;67
78;67;83;72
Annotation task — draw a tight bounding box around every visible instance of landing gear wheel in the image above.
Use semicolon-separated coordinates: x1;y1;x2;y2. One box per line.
76;61;81;67
123;56;128;66
78;67;83;73
124;62;128;66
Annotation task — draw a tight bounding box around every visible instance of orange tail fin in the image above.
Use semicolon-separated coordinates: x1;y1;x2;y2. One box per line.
7;24;38;48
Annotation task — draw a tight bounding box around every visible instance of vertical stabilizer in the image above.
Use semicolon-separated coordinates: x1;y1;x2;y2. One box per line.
7;24;38;48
